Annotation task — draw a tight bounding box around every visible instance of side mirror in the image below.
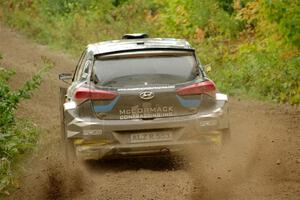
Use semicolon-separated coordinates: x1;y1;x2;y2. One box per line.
59;73;72;82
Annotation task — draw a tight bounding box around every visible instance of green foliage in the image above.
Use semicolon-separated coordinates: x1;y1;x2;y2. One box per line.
156;0;240;39
0;0;299;104
262;0;300;48
0;120;38;191
0;55;53;192
210;40;300;104
217;0;234;14
112;0;130;6
0;58;52;131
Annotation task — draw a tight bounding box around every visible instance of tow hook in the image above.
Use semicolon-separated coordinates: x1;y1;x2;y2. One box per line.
160;148;170;154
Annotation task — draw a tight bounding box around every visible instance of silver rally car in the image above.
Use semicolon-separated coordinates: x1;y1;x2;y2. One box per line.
59;33;230;160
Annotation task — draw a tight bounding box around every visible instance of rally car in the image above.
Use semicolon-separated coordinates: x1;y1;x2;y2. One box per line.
59;33;230;160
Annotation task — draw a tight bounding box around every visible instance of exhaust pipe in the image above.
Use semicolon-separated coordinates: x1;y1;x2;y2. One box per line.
160;148;170;154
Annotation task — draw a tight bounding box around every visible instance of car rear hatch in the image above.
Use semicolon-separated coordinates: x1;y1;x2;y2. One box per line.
77;50;216;120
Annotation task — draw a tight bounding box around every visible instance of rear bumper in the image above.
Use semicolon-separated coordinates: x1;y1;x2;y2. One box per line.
64;96;229;160
75;135;222;160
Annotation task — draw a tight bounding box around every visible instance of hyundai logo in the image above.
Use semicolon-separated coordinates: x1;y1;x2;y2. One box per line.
139;91;154;100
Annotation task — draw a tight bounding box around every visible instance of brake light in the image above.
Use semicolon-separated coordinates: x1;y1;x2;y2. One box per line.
74;88;118;100
176;80;216;97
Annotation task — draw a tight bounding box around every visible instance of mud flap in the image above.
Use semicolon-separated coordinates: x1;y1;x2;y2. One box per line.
59;87;76;163
59;87;67;140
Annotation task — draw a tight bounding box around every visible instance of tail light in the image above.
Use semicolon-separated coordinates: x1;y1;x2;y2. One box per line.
176;80;216;97
74;87;118;102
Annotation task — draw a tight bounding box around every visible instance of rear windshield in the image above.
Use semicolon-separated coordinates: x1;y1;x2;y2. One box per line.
93;51;199;87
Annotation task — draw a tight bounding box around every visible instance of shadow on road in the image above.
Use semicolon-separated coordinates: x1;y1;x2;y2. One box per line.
83;155;187;173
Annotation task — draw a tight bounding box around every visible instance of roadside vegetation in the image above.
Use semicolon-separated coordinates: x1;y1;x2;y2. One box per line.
0;0;299;105
0;55;52;193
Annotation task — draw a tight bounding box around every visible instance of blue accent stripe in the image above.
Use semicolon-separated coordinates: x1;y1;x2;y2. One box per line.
176;95;201;108
93;96;120;112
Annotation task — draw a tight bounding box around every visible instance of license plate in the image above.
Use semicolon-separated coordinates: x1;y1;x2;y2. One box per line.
130;132;173;143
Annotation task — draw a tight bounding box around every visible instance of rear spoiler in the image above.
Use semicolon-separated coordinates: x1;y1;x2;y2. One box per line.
94;48;195;58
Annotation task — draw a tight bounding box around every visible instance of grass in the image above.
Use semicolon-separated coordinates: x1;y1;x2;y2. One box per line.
0;55;53;193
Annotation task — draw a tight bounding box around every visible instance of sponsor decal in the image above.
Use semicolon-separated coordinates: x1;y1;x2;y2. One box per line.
119;103;174;119
176;95;201;108
93;96;120;112
199;119;218;126
83;129;103;136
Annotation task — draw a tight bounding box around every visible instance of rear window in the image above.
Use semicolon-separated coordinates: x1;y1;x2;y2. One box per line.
93;51;199;87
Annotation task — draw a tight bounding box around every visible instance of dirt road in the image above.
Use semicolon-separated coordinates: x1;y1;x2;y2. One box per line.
1;24;300;200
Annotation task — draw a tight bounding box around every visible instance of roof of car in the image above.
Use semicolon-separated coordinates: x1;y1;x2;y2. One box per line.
87;38;193;55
